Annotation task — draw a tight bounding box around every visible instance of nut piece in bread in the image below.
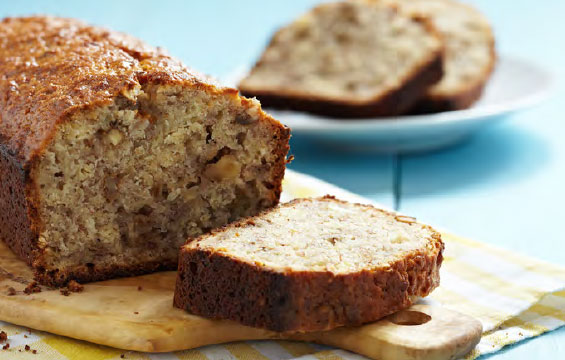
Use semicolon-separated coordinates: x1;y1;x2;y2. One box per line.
238;1;444;118
382;0;496;112
0;16;290;286
174;196;444;332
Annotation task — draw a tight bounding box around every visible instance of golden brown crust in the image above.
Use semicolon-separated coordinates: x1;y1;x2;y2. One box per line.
174;196;444;332
0;16;283;163
0;16;289;286
239;11;444;118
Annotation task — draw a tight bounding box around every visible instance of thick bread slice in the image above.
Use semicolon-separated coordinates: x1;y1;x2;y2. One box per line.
383;0;496;112
238;1;443;118
174;196;444;332
0;16;290;286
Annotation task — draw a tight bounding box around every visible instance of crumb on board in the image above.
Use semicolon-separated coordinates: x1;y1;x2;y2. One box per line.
2;343;9;350
67;280;84;293
137;286;143;291
120;354;125;358
24;282;41;295
33;349;37;354
0;331;7;342
134;311;139;315
24;335;28;338
59;280;85;296
25;345;30;351
6;287;16;296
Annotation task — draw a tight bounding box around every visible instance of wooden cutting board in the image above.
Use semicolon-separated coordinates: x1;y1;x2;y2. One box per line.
0;241;481;360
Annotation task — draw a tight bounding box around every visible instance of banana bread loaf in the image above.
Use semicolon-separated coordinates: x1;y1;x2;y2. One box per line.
174;196;444;332
0;16;290;286
238;0;444;118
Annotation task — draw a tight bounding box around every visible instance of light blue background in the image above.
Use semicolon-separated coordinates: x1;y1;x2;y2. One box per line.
0;1;563;358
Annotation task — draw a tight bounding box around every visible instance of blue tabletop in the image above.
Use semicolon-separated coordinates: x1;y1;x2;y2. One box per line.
1;0;563;358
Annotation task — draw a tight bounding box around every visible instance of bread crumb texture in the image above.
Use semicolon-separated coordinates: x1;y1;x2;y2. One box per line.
191;197;440;274
37;84;285;274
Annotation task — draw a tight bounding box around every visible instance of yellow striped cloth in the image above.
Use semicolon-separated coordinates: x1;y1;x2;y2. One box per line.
0;170;563;360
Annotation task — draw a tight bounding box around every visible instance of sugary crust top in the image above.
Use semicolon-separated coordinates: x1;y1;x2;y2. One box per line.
0;16;254;164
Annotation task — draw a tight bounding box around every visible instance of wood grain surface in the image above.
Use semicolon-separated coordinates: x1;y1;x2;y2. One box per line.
0;241;481;359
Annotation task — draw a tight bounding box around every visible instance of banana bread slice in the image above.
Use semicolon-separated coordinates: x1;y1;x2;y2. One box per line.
382;0;496;112
238;1;443;118
0;16;290;286
174;196;444;332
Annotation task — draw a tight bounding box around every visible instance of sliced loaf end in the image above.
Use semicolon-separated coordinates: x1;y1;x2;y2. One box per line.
33;84;289;287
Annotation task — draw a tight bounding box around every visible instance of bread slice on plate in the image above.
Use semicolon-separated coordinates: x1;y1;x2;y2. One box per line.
238;1;444;118
383;0;496;112
174;196;444;332
0;16;290;286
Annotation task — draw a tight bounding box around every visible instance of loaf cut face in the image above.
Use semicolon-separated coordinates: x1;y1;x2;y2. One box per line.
383;0;496;112
174;196;444;332
0;16;289;286
238;1;443;118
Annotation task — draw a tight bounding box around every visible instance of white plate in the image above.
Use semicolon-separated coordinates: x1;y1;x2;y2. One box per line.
225;57;554;153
